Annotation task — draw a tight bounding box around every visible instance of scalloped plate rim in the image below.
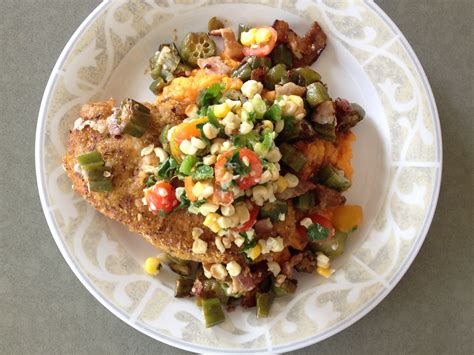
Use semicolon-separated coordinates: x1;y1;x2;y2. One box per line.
35;1;442;353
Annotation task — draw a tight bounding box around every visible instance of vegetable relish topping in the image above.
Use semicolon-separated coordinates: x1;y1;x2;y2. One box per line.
71;16;366;327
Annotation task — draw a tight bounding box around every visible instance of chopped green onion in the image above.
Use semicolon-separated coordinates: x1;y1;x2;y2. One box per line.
179;155;198;176
306;82;330;107
250;96;267;119
192;165;214;180
264;103;282;121
318;165;351;192
279;143;306;173
256;292;274;318
202;298;225;328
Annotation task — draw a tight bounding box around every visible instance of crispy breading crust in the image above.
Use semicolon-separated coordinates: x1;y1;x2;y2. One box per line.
63;100;301;264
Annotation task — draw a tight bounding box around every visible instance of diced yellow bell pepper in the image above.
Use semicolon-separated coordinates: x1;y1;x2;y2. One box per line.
332;205;363;233
247;244;262;260
276;176;288;193
316;266;333;278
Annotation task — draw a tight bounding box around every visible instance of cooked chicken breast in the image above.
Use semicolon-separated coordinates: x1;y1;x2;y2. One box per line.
63;99;301;264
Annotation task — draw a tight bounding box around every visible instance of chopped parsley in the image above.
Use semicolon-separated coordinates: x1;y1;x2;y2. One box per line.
197;83;225;107
156;156;179;179
192;165;214;180
307;223;329;241
225;150;251;176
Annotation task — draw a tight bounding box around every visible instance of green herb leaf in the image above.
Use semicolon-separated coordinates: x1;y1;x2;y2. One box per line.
191;199;207;208
177;193;190;210
192;165;214;180
145;175;158;188
156;156;179;179
307;223;329;241
225;150;251;176
232;131;260;149
197;83;225;107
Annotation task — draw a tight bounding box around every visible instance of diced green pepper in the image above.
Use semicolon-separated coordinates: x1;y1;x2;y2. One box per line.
265;64;287;90
159;124;171;147
295;191;315;211
313;229;348;258
237;24;249;44
202;298;225;327
179;155;198;175
247;55;272;69
272;278;297;296
279;143;306;173
174;277;194;298
318;165;350;191
306;82;330;107
256;292;274;318
313;123;336;142
289;67;321;86
271;44;293;67
231;61;252;81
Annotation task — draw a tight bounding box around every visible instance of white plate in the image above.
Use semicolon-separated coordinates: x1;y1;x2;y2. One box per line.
35;1;442;353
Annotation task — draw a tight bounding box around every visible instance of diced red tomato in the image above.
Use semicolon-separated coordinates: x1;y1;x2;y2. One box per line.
210;186;235;205
242;27;278;57
297;214;335;243
145;181;178;215
232;202;259;232
215;148;263;190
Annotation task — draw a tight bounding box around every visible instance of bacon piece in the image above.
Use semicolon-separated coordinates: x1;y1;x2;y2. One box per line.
272;20;327;67
209;28;244;60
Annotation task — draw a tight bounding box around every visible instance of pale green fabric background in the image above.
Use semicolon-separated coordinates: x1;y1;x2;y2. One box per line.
0;1;472;354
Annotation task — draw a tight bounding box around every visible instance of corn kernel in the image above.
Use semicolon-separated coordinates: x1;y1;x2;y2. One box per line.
255;28;272;44
276;176;288;193
246;244;262;260
226;261;242;277
144;257;161;275
213;103;231;118
316;266;334;278
240;28;257;46
192;238;208;254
